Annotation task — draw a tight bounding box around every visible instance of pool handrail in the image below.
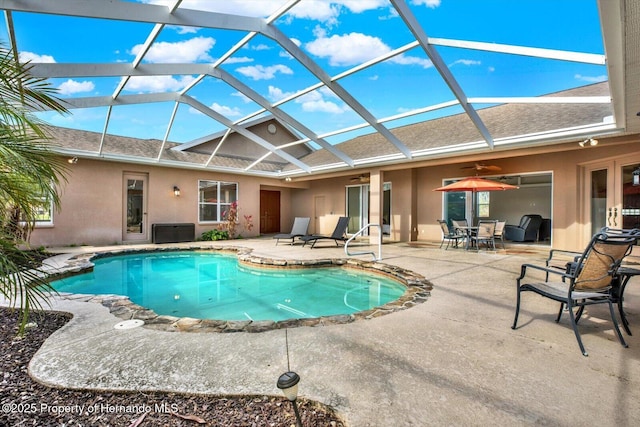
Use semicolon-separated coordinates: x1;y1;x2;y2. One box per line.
345;223;382;261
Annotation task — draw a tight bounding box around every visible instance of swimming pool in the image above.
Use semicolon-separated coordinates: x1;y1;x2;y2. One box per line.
50;251;407;322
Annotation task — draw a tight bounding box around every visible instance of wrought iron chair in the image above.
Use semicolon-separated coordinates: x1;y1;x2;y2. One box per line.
512;230;637;356
437;220;464;250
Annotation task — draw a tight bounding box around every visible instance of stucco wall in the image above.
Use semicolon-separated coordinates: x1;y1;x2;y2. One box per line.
30;159;274;247
29;137;640;252
416;139;640;251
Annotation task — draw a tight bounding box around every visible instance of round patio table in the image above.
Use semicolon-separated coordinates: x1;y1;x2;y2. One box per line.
614;266;640;335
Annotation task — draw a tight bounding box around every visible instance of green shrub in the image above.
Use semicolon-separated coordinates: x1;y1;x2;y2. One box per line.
200;229;229;241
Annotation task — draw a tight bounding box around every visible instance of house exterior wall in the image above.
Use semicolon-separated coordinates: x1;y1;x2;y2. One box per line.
29;136;640;252
382;169;414;242
414;138;640;251
29;158;275;247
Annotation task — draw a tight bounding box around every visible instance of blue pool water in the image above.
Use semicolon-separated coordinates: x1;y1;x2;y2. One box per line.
50;251;406;321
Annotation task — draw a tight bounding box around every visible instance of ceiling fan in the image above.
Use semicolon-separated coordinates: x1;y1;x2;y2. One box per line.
461;162;502;173
350;174;370;183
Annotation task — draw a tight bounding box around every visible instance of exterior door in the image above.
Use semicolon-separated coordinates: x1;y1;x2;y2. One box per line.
123;173;148;242
260;190;280;233
314;195;325;234
585;155;640;242
346;184;369;234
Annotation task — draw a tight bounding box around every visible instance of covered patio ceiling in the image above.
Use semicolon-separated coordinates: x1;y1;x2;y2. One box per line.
1;0;638;178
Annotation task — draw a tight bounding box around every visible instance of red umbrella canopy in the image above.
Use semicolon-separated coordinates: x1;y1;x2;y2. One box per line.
434;176;519;192
434;177;519;226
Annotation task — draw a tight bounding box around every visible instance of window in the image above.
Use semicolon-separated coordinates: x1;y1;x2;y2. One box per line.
24;195;54;227
477;192;490;218
198;180;237;222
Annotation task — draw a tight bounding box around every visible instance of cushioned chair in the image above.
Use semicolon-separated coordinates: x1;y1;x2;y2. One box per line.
504;214;543;242
469;220;497;251
512;230;638;356
493;220;507;249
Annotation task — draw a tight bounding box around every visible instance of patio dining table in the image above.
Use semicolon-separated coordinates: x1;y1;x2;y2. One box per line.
455;226;478;250
613;266;640;335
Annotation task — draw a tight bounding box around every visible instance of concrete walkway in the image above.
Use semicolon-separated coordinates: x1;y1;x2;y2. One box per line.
13;239;640;426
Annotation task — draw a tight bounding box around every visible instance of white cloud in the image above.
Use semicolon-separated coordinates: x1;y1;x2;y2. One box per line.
132;36;215;63
306;32;390;66
411;0;441;8
450;59;481;67
283;1;341;24
392;55;432;68
57;79;95;95
170;25;199;35
268;85;293;102
300;98;345;113
142;0;404;24
286;0;388;24
297;90;345;113
19;51;55;63
318;86;339;99
268;85;346;114
223;56;253;64
231;91;253;103
337;0;388;13
210;102;242;117
575;74;607;83
306;32;432;68
235;64;293;80
124;75;197;92
142;0;282;17
250;44;271;51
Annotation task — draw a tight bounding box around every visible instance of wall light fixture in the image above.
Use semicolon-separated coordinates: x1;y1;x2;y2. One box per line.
173;186;181;197
578;138;598;147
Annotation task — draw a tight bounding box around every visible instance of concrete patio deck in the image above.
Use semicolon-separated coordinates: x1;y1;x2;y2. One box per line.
11;238;640;426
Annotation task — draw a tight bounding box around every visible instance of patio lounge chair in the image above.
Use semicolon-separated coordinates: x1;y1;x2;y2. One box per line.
512;230;637;356
301;216;349;248
273;217;310;245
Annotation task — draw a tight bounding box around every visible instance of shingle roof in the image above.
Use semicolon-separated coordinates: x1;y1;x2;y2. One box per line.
44;82;612;175
289;82;612;170
43;125;282;172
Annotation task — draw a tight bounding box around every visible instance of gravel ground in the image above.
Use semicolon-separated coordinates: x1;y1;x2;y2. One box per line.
0;308;346;426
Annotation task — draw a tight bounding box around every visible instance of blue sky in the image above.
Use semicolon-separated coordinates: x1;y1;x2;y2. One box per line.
2;0;606;145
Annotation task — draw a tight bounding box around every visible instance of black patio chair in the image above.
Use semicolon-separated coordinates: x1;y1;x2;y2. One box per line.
437;220;464;250
512;230;636;356
273;217;310;245
301;216;349;248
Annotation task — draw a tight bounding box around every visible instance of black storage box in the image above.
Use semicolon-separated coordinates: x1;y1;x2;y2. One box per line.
152;223;195;243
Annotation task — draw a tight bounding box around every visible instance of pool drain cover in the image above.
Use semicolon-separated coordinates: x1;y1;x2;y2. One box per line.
114;319;145;330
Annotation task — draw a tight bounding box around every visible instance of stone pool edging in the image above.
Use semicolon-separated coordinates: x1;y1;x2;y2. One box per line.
46;246;433;333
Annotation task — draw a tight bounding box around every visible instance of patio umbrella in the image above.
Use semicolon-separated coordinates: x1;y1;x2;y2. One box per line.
434;176;519;226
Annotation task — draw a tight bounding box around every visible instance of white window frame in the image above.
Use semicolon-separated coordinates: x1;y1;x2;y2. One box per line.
198;180;238;223
22;193;54;228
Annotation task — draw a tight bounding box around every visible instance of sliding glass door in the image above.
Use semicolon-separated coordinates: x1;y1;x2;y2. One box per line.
346;184;369;234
